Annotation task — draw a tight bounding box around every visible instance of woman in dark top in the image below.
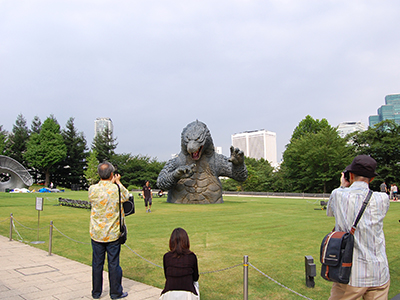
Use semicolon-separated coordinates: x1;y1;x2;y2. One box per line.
160;228;199;299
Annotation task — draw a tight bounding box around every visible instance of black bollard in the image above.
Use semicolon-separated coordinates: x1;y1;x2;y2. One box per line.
305;255;316;288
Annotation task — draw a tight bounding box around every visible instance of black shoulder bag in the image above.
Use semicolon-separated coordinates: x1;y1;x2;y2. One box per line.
320;190;372;284
116;184;127;244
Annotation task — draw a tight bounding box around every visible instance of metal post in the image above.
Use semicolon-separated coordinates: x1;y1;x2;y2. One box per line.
9;213;13;241
48;221;53;256
243;255;248;300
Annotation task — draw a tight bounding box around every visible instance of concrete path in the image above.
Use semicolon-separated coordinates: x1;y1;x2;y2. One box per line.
0;235;162;300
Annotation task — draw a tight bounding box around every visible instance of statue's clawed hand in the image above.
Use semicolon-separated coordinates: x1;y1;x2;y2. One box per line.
173;164;196;179
228;146;245;165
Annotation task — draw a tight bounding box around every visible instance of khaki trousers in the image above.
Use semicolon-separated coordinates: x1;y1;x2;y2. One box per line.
329;280;390;300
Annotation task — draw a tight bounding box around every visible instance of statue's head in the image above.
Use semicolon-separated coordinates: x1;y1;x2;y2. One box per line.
181;120;214;161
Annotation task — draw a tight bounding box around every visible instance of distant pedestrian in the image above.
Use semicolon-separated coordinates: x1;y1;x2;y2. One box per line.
142;180;153;213
390;183;395;200
393;184;398;200
380;181;387;193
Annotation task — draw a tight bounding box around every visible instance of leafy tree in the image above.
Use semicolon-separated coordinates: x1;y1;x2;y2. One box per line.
281;116;353;193
222;157;274;192
110;153;165;189
290;115;330;142
30;115;42;134
24;116;67;186
84;150;99;185
0;125;8;155
6;114;29;165
55;117;88;188
92;127;118;162
349;120;400;189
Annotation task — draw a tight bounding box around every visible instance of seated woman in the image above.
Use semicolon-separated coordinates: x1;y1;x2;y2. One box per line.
160;228;200;300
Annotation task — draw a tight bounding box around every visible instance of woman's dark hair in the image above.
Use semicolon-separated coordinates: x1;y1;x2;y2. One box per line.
169;227;191;257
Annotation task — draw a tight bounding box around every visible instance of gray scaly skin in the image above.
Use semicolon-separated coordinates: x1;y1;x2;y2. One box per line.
157;121;248;204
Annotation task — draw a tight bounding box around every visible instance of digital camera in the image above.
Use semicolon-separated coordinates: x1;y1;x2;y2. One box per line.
343;170;350;182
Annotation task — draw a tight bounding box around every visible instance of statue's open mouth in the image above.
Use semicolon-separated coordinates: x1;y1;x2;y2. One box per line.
191;146;203;160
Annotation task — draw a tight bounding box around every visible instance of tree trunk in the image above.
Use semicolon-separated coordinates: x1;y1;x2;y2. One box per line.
45;169;50;187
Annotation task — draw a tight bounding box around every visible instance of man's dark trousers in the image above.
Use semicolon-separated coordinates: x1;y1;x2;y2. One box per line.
91;239;123;299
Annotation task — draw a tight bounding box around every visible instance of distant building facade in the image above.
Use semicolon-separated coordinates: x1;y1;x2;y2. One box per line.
369;94;400;127
337;121;366;138
231;129;277;167
94;117;113;138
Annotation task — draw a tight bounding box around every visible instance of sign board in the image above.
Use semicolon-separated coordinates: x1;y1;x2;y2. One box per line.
35;197;43;211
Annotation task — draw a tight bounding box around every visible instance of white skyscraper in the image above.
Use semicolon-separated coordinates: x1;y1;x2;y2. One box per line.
231;129;277;167
337;121;366;138
94;117;113;138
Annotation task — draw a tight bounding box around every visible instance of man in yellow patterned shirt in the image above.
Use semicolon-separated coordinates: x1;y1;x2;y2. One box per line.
89;162;129;299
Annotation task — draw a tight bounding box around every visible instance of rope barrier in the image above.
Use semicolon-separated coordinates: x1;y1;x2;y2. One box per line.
123;244;163;268
4;216;316;299
12;221;24;242
249;262;314;300
0;217;9;223
200;263;243;274
52;224;91;245
12;217;47;230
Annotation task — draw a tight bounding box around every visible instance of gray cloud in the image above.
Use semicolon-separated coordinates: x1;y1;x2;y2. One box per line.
1;1;399;162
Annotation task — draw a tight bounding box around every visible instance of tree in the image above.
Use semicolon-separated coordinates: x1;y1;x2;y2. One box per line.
349;120;400;189
0;125;7;155
281;116;353;193
30;115;42;134
56;117;88;188
24;116;67;186
84;150;99;185
6;114;29;165
110;153;165;189
290;115;330;142
221;157;274;192
92;127;118;162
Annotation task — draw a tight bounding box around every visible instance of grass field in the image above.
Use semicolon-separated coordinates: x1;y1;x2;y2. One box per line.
0;191;398;300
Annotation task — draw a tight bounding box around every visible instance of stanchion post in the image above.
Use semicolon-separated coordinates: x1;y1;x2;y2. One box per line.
9;213;13;241
243;255;248;300
48;221;53;256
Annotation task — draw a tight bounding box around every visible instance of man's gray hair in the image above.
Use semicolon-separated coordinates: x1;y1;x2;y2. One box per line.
98;162;114;179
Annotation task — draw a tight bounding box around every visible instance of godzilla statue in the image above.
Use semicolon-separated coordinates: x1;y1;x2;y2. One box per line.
157;120;248;204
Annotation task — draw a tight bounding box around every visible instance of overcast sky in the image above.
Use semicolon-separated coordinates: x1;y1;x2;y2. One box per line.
1;1;399;162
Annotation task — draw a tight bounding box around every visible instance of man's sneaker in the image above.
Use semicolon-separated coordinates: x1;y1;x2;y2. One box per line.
148;209;151;213
111;292;128;299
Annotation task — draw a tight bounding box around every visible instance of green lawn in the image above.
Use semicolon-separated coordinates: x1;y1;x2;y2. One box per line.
0;191;398;300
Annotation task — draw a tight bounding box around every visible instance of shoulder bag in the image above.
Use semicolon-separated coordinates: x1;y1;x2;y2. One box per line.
320;190;372;284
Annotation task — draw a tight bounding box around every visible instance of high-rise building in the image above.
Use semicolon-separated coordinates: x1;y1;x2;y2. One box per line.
231;129;277;167
337;121;366;138
369;94;400;127
94;117;113;138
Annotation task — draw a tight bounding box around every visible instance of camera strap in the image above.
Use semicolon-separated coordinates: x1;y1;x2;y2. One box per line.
350;190;372;235
116;183;123;234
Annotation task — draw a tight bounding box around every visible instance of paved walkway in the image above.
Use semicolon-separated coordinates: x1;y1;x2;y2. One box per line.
0;235;162;300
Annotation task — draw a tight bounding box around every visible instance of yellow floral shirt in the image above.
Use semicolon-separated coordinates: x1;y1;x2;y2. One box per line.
89;180;129;242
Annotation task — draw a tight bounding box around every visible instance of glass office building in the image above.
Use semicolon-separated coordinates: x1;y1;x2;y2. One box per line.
369;94;400;127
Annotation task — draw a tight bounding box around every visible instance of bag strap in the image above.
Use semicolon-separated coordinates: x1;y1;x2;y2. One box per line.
350;190;372;235
116;183;123;233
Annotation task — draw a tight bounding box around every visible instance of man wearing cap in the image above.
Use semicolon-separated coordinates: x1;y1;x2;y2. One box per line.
326;155;390;299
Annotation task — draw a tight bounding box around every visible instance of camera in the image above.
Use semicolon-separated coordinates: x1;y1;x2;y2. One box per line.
343;170;350;182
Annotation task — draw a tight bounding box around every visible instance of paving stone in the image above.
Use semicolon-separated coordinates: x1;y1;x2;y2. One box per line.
0;235;162;300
